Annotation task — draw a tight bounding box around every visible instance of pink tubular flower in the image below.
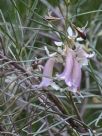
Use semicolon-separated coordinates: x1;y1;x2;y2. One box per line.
71;59;81;92
65;59;82;92
38;57;55;88
57;48;82;93
33;24;95;92
57;48;74;81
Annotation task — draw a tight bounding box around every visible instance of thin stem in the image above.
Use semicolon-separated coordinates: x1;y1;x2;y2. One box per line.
69;92;83;122
80;71;89;117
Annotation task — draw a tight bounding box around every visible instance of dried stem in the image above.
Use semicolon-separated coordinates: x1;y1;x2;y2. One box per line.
69;92;83;122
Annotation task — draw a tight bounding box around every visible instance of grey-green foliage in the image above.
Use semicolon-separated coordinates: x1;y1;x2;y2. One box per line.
0;0;102;135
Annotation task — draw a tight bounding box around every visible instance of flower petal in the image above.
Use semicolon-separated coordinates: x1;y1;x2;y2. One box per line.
67;26;78;38
58;48;74;80
76;37;84;42
72;59;82;91
75;46;95;66
36;58;55;88
67;26;73;37
65;78;73;87
76;46;95;59
83;51;95;58
54;41;63;46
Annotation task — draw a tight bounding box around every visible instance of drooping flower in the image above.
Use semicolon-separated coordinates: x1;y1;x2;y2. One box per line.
33;24;95;93
72;59;82;91
34;57;55;88
68;59;81;92
57;44;95;92
57;48;82;92
57;48;74;81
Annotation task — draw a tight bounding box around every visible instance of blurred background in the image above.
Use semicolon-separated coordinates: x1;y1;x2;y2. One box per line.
0;0;102;135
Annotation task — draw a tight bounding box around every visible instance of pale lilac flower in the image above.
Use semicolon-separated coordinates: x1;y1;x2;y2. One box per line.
34;57;55;88
54;25;95;92
33;24;95;93
57;48;74;82
57;48;82;92
70;59;81;92
65;59;82;92
57;44;95;92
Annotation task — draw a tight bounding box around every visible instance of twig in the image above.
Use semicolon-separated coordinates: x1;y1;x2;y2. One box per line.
42;89;90;133
69;92;83;122
0;51;36;83
80;71;89;117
